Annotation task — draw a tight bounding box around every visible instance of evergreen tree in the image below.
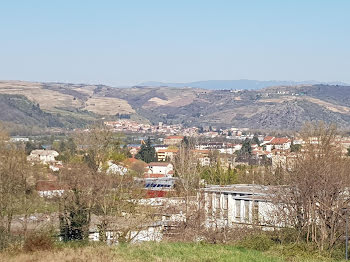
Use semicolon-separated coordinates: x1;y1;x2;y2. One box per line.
25;141;36;155
66;137;77;154
136;137;156;163
240;138;252;156
252;134;260;146
181;136;190;149
59;140;66;153
291;143;302;152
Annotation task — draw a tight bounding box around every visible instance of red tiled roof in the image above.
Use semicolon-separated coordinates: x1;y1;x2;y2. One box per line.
148;162;172;167
146;190;167;198
144;173;166;178
264;136;275;141
123;158;148;167
192;149;210;154
270;137;291;144
36;180;65;191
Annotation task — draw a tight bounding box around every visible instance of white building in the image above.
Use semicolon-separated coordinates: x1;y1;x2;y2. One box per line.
218;147;236;155
106;161;128;175
36;180;65;198
154;145;169;152
10;137;29;142
261;137;291;151
88;222;164;243
28;149;59;164
146;162;174;178
201;184;279;228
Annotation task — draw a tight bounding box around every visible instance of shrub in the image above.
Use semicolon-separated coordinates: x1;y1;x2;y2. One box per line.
267;242;329;261
0;227;10;251
23;232;54;252
237;233;275;252
0;226;22;252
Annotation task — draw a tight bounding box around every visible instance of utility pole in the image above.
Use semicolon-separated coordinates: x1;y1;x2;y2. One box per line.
346;214;349;260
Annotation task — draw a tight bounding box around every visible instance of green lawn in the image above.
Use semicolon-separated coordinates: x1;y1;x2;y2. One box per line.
117;242;282;262
1;241;343;262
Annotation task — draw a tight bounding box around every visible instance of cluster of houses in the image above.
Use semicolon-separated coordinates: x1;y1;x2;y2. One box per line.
9;129;350;243
27;149;62;171
104;120;264;141
104;120;198;136
134;135;293;172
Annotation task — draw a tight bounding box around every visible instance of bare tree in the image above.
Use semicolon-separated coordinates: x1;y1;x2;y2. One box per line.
0;128;37;247
171;139;207;240
74;125;122;171
59;126;156;243
58;163;97;241
273;122;350;251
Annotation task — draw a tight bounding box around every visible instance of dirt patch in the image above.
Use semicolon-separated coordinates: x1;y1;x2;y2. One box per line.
84;97;134;115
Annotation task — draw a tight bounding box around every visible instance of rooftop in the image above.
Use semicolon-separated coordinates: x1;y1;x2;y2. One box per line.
157;149;179;153
148;162;172;167
270;137;291;144
165;136;184;139
30;149;59;156
202;184;274;201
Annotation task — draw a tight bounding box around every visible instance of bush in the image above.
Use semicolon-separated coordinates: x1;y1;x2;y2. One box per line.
0;226;10;251
237;233;275;252
267;242;330;261
23;232;54;252
272;228;299;245
0;227;22;252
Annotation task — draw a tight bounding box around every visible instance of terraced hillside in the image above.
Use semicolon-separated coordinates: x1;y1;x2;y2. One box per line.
107;84;350;130
1;80;350;131
0;81;144;131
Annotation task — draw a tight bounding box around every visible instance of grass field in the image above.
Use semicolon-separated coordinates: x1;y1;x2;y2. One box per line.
1;241;344;262
0;242;280;262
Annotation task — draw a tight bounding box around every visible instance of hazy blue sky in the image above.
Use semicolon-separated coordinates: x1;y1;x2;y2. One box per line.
1;0;349;86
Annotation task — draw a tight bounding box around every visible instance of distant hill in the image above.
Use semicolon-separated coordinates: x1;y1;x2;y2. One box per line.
101;84;350;130
0;94;97;135
0;94;63;127
1;80;350;132
0;81;147;133
138;80;348;90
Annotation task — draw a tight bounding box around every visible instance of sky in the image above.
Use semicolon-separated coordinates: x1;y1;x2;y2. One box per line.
0;0;349;86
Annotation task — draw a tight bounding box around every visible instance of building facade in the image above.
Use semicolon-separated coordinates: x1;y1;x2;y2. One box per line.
201;184;278;228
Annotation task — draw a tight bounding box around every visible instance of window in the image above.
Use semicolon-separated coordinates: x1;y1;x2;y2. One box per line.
216;194;220;209
235;200;241;219
223;195;228;210
207;194;212;211
253;201;259;223
244;201;250;222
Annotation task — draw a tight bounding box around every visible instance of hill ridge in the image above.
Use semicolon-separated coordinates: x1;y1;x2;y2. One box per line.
0;80;350;132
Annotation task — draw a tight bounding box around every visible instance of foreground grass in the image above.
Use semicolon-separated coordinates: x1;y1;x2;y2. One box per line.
118;242;281;262
0;242;281;262
0;241;345;262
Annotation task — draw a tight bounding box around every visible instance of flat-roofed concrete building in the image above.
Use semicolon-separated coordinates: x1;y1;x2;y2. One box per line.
201;184;278;228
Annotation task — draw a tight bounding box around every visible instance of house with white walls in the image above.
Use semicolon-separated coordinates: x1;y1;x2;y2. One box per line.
145;162;174;178
200;184;280;228
28;149;59;164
